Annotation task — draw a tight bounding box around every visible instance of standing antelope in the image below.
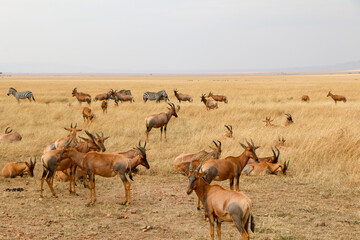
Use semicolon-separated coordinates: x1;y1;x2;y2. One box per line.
2;157;36;178
208;91;228;103
101;100;108;113
187;160;255;240
145;102;178;142
82;107;95;122
7;87;35;103
72;88;91;105
111;89;135;103
327;91;346;104
201;94;218;110
173;89;193;103
301;95;310;102
0;127;22;142
242;160;290;176
61;141;149;206
54;123;82;148
201;139;259;191
94;90;112;101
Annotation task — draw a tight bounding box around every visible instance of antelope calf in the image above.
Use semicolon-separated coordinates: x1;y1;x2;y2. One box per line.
201;139;259;191
0;127;22;142
174;89;193;103
72;88;91;105
82;107;95;122
2;157;36;178
187;160;254;240
201;94;218;110
242;160;289;176
327;91;346;104
101;100;108;113
145;102;178;142
208;91;228;103
54;123;82;148
301;95;310;102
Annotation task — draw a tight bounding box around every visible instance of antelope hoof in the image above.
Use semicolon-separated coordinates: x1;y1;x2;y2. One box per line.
85;203;92;207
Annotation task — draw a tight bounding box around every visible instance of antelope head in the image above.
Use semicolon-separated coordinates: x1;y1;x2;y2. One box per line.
186;159;204;195
240;138;260;162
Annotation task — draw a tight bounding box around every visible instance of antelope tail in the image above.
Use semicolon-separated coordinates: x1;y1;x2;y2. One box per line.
250;214;255;232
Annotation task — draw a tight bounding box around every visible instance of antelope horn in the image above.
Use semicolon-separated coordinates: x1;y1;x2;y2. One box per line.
189;160;194;172
101;131;104;137
250;138;254;146
95;131;100;138
224;125;231;131
245;138;251;146
229;125;232;131
144;141;147;148
85;130;95;140
5;127;12;134
29;157;32;165
74;123;77;128
33;157;36;164
212;140;218;147
217;140;221;148
70;123;73;128
196;160;204;172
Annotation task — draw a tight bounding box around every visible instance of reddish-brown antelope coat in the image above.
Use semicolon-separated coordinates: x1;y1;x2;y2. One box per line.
145;102;178;142
82;107;95;122
0;127;22;142
101;100;108;113
208;91;228;103
301;95;310;102
242;161;289;176
2;158;36;178
54;123;82;148
201;94;218;110
327;91;346;104
247;147;280;165
62;141;149;206
187;160;254;240
72;88;91;105
201;139;259;191
111;89;134;104
174;89;193;103
94;91;112;101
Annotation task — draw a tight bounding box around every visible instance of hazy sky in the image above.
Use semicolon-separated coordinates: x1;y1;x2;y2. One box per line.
1;0;360;73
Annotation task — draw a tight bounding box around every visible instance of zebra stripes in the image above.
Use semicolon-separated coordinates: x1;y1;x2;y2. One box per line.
143;90;169;103
7;88;36;103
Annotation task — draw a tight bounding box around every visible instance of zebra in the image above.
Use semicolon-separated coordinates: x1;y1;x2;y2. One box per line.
143;90;169;103
7;88;36;103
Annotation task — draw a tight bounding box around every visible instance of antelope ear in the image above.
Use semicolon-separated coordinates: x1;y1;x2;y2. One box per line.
25;162;30;167
76;129;82;132
255;146;261;150
103;137;110;141
64;128;71;131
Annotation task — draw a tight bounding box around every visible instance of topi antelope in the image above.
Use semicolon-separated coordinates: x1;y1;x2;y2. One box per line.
145;102;178;142
94;90;112;101
111;89;135;103
222;125;233;140
201;139;259;191
201;94;218;110
247;147;280;165
101;100;108;113
61;141;149;206
72;88;91;105
208;91;228;103
2;157;36;178
54;123;82;149
242;160;289;176
327;91;346;104
276;136;286;148
284;113;294;126
301;95;310;102
82;107;95;122
173;89;193;103
263;117;278;127
0;127;22;142
187;160;255;240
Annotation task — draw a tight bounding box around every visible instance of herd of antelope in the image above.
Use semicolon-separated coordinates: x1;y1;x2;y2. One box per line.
1;86;349;239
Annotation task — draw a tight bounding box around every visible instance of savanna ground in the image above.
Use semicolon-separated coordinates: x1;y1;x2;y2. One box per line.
0;74;359;240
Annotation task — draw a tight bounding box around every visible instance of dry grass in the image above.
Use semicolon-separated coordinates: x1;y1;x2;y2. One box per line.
0;74;360;239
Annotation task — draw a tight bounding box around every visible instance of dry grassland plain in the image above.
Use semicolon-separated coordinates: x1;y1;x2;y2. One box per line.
0;74;359;239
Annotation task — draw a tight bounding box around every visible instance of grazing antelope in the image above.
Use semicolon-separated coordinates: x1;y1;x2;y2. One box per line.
187;160;255;240
208;91;228;103
327;91;347;104
301;95;310;102
0;127;22;142
242;160;290;176
201;94;218;110
247;147;280;165
2;157;36;178
276;136;286;148
82;107;95;122
201;139;260;191
7;87;35;103
94;90;112;101
111;89;135;103
173;89;193;103
62;141;149;206
145;102;178;142
101;100;108;113
263;117;278;127
54;123;82;149
284;113;294;126
72;88;91;105
222;125;233;139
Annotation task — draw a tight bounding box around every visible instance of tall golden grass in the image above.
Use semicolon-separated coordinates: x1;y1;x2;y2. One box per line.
0;74;359;194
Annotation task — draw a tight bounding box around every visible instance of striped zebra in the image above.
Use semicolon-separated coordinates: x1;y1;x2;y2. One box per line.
143;90;169;103
7;88;36;103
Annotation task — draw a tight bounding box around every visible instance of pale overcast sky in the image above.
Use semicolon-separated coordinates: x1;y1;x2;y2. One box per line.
1;0;360;73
